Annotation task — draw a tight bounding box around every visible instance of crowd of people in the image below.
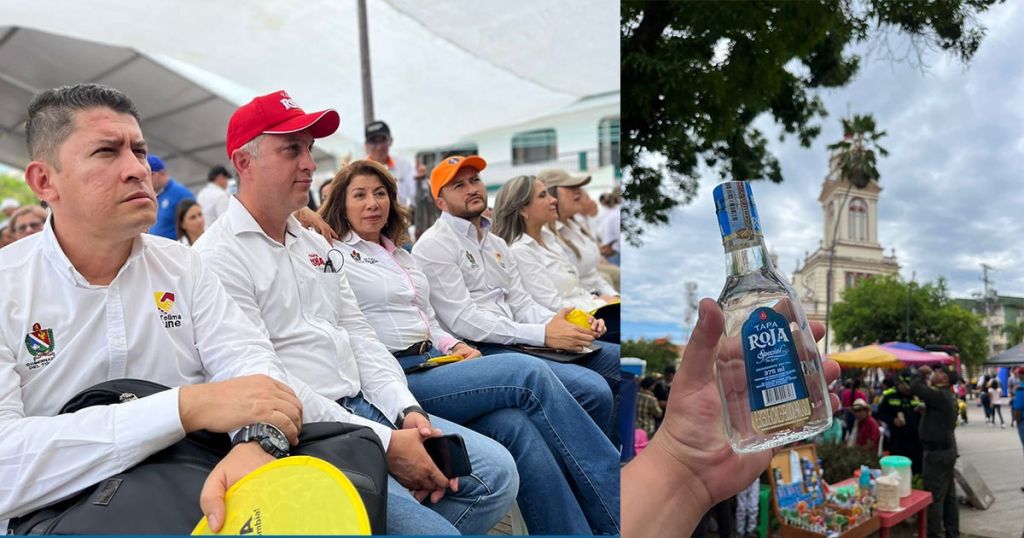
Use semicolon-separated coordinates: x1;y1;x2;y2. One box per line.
0;83;623;535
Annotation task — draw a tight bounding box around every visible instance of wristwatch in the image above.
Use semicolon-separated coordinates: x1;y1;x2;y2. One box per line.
231;423;290;458
395;405;428;429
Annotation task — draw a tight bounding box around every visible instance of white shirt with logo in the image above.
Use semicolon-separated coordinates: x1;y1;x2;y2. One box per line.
196;183;230;225
196;198;417;447
509;228;606;313
337;233;458;354
411;212;555;346
0;219;347;526
555;220;618;297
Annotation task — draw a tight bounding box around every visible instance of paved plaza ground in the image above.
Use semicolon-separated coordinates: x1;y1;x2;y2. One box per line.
888;398;1024;538
954;399;1024;538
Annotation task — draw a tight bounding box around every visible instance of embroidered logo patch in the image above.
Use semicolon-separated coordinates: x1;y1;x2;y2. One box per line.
350;250;362;261
24;322;56;369
154;292;175;313
309;253;326;268
465;251;479;268
154;291;182;328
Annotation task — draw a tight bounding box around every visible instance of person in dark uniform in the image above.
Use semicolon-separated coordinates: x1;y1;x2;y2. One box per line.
875;370;924;474
911;365;959;538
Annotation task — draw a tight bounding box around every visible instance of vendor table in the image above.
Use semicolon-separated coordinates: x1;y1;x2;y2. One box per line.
834;478;932;538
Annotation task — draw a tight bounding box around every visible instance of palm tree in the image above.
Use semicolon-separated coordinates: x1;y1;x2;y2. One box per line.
1003;321;1024;347
823;114;889;353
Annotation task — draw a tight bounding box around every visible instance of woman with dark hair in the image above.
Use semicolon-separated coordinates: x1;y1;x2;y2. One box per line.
319;160;621;535
492;175;620;343
174;199;204;246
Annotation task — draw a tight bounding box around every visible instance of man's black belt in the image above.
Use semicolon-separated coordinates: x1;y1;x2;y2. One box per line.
392;340;432;358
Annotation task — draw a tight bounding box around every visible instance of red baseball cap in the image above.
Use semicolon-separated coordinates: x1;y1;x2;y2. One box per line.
430;155;487;198
226;90;340;158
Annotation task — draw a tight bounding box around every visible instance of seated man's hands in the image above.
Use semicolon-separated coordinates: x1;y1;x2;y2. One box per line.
178;374;303;445
386;428;454;504
200;442;275;532
545;307;597;351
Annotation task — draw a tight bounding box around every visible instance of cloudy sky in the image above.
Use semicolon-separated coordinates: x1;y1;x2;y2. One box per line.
623;3;1024;343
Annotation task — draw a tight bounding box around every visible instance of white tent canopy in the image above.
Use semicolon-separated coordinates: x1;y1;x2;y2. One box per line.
1;0;618;187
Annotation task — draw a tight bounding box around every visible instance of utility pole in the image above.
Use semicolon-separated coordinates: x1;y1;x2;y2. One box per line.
357;0;375;124
683;282;698;341
905;271;916;342
981;264;995;356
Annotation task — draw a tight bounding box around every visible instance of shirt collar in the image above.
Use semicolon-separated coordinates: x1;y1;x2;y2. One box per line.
225;196;304;243
440;212;491;241
340;230;399;254
41;213;146;287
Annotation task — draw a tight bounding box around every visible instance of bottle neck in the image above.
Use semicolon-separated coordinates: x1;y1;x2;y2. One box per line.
724;240;773;277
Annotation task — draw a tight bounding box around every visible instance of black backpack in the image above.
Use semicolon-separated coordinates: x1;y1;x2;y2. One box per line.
11;379;388;534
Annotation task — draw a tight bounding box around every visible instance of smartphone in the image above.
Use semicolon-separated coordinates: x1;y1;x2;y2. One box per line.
423;434;472;478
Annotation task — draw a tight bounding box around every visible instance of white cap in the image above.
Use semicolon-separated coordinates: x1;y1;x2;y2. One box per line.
0;198;19;211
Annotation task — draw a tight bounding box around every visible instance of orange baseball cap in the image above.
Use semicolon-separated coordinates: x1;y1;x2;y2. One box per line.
430;155;487;198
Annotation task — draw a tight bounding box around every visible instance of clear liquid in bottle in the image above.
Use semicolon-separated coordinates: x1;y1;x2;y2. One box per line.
713;181;832;452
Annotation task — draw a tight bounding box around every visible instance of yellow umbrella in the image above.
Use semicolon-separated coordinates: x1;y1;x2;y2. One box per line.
827;345;903;369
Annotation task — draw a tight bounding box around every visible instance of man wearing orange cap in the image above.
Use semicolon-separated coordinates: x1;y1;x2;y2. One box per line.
196;92;517;535
412;156;620;436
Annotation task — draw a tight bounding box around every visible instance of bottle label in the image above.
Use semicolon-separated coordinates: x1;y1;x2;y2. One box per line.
713;181;763;252
741;307;811;432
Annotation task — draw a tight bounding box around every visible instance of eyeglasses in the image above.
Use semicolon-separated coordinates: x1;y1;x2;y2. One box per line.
15;220;44;233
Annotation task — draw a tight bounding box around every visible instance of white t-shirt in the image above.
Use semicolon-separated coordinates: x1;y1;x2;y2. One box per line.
196;184;230;225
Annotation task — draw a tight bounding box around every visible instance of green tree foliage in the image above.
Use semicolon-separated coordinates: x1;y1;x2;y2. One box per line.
621;0;1001;241
1003;321;1024;347
622;337;679;375
831;275;989;366
0;172;37;206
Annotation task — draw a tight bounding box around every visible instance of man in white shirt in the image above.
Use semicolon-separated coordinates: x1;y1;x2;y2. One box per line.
364;120;415;208
195;91;516;535
196;165;231;225
412;156;620;433
0;83;354;534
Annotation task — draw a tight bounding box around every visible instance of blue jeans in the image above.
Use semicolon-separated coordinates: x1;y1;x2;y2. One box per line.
338;393;518;535
476;342;621;436
407;349;621;535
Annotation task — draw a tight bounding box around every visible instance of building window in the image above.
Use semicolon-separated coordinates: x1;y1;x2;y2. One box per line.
848;197;867;241
598;117;620;168
416;145;479;172
844;271;872;290
511;128;557;165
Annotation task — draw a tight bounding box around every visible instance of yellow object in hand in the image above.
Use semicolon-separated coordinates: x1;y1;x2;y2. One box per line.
566;308;592;329
192;456;370;536
426;354;465;365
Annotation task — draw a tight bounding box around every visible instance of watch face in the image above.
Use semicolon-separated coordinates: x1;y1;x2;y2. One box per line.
260;424;290;455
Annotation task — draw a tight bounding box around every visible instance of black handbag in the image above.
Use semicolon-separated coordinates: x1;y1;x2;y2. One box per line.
11;379;388;535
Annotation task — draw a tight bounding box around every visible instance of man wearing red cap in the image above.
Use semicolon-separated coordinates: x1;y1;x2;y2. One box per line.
0;83;354;534
412;156;621;436
196;91;517;535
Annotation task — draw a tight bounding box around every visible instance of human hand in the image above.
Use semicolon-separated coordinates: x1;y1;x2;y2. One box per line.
451;342;482;360
589;315;607;336
294;206;337;242
623;298;840;536
401;410;434;438
199;442;275;532
545;307;596;350
386;428;452;503
178;375;302;445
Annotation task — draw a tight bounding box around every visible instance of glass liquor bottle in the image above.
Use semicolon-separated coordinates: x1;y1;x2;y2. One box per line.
713;181;832;452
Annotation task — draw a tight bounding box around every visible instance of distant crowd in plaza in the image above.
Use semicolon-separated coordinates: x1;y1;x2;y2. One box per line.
0;83;624;535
